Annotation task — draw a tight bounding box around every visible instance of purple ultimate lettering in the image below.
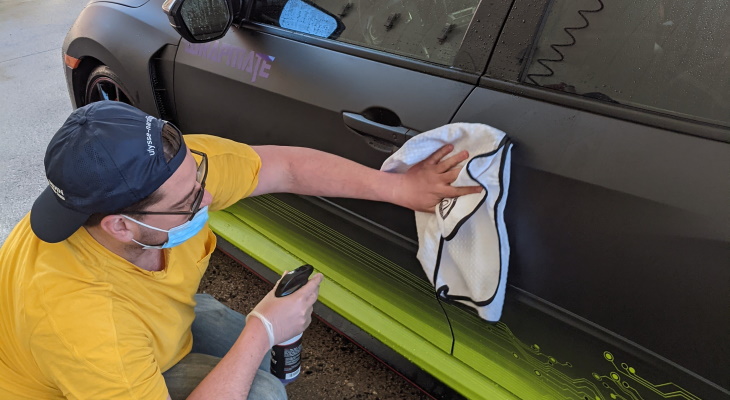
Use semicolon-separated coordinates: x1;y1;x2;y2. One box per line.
183;40;274;83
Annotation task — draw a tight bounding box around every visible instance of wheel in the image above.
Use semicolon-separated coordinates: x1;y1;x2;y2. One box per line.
84;65;134;106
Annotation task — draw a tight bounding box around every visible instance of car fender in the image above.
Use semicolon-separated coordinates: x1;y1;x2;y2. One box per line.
62;0;180;113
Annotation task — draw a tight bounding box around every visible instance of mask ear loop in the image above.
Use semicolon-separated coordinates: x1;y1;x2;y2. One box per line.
130;238;166;250
121;215;169;249
121;214;170;233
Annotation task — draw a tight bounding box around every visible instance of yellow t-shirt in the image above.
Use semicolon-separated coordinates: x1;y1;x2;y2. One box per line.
0;135;261;399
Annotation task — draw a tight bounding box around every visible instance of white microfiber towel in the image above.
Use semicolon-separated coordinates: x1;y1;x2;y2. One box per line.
381;123;513;322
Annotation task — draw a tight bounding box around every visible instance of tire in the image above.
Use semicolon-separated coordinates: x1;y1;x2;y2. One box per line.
84;65;134;106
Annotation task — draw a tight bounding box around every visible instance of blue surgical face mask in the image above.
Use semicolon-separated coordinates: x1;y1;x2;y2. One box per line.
122;206;209;249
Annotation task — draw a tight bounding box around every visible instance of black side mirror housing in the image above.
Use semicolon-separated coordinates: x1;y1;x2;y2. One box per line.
163;0;239;43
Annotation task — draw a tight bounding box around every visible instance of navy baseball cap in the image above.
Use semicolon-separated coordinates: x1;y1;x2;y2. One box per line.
30;101;188;243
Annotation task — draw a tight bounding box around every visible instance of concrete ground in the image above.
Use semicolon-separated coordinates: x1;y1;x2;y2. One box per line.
0;1;432;398
0;0;84;241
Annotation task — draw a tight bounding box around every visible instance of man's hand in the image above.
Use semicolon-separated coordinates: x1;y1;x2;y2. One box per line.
185;273;322;400
394;144;483;212
250;273;323;345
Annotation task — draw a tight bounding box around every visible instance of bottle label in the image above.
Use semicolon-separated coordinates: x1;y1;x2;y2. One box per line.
270;335;303;381
285;369;300;380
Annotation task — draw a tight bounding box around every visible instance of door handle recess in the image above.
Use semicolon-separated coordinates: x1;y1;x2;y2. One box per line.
342;112;416;146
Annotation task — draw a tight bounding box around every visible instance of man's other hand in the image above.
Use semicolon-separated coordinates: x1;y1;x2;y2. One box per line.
250;273;323;345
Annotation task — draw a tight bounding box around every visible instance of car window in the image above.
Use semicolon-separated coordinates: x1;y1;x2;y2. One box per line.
250;0;480;66
524;0;730;127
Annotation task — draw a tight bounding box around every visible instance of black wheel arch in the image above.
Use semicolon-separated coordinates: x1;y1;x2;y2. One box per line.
70;55;102;107
62;0;181;116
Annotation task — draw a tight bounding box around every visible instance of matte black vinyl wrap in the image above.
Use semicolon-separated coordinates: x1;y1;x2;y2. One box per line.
453;86;730;389
62;0;180;113
175;32;474;131
172;28;475;237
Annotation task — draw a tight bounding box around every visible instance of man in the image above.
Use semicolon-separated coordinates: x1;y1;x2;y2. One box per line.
0;101;480;399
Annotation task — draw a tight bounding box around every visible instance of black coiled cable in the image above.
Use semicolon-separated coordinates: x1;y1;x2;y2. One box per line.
526;0;605;86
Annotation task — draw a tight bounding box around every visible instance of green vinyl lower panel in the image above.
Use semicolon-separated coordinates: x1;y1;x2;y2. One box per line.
209;194;518;400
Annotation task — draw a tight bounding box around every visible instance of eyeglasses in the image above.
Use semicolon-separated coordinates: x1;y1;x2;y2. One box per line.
125;149;208;221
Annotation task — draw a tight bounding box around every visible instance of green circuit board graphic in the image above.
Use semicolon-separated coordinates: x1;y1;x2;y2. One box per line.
590;351;701;400
487;322;702;400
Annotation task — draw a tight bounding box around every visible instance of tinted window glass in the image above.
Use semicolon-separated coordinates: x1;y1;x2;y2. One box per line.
251;0;479;66
525;0;730;127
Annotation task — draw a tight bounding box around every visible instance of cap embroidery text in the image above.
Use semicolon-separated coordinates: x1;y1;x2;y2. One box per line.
145;116;156;156
48;179;65;200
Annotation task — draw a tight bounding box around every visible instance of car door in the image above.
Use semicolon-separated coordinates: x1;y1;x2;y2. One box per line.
446;0;730;399
172;0;512;355
172;0;498;239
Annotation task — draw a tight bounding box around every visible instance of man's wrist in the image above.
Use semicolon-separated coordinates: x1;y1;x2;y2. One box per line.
246;311;275;347
381;171;406;208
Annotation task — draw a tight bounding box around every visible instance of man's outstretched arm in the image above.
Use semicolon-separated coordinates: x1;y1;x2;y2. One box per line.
250;145;482;212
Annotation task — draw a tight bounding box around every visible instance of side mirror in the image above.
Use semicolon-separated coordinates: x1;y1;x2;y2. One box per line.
163;0;236;43
279;0;344;39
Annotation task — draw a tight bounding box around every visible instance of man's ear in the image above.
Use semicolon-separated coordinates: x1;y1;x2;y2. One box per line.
99;215;136;242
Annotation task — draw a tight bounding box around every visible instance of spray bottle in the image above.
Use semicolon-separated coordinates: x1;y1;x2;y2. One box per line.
270;264;314;384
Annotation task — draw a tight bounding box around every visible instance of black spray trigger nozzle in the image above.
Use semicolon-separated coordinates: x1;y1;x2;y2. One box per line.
274;264;314;297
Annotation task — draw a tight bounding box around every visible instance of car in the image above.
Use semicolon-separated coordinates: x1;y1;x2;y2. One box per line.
62;0;729;398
